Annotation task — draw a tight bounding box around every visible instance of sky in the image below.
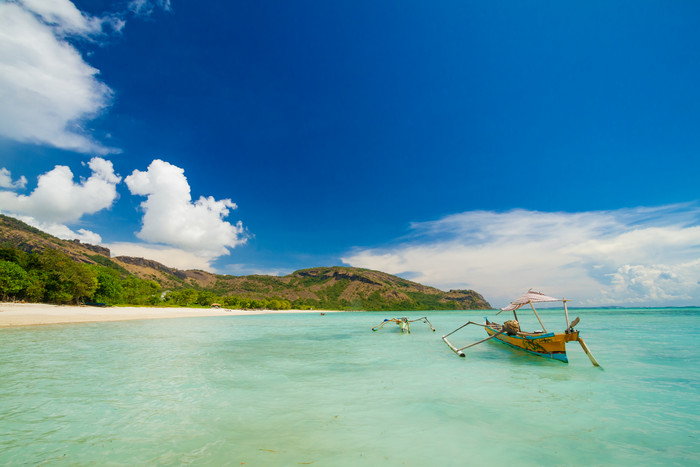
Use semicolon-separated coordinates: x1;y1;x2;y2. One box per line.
1;0;699;307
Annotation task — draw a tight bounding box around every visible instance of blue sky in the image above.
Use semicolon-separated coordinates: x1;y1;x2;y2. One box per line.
1;0;699;307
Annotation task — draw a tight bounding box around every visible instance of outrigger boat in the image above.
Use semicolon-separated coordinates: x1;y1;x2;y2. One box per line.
372;316;436;334
442;290;600;366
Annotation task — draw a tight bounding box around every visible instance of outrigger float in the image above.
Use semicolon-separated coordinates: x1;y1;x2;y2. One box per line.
372;317;436;334
442;290;600;366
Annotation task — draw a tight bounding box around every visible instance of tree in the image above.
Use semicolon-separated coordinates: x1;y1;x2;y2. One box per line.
121;277;160;305
93;268;124;304
0;260;28;300
167;289;198;306
38;249;97;304
223;296;241;308
196;290;218;306
0;245;23;265
23;270;46;302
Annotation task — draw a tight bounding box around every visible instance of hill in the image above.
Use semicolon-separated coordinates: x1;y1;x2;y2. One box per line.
0;215;491;310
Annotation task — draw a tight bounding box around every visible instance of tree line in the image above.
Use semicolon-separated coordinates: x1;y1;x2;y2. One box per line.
0;245;294;310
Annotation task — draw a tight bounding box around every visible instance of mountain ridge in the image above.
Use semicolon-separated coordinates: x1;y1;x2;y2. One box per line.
0;215;491;310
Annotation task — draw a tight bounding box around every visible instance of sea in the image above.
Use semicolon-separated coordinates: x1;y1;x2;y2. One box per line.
1;308;698;466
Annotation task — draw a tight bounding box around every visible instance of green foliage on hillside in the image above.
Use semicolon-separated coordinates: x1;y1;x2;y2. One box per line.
0;244;298;310
177;266;492;311
0;215;492;311
0;242;492;311
210;267;492;311
88;254;129;275
0;244;158;305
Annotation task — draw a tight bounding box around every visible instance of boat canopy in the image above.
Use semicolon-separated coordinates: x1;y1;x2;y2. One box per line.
500;290;562;312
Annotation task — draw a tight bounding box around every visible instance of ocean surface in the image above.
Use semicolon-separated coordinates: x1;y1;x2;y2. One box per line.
1;308;698;466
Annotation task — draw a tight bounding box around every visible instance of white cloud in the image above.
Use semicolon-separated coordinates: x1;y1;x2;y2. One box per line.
0;157;119;244
17;0;104;35
125;159;247;260
106;242;213;271
604;261;700;305
128;0;172;15
0;157;121;224
14;215;103;244
342;205;700;307
223;263;290;277
0;1;116;153
0;168;27;189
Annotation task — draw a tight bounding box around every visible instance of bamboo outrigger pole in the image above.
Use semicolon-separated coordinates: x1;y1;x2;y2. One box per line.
372;317;435;333
442;321;508;357
578;337;600;367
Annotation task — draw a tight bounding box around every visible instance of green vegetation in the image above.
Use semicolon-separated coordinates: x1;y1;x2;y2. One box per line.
0;214;492;311
0;245;150;305
0;244;296;310
0;243;491;311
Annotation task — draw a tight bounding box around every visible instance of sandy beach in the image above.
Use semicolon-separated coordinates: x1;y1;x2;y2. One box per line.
0;302;339;327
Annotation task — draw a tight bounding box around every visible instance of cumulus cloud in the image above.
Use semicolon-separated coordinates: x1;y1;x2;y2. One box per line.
223;263;290;277
0;157;121;223
342;205;700;307
0;157;121;243
17;0;106;35
605;261;700;304
105;242;214;271
0;168;27;189
0;1;119;153
12;214;104;244
125;159;247;261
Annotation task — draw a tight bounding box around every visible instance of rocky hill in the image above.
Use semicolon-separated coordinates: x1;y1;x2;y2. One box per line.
0;215;491;310
207;266;490;310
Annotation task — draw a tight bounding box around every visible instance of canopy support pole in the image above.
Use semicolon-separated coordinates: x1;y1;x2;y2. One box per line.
529;301;547;332
563;300;571;328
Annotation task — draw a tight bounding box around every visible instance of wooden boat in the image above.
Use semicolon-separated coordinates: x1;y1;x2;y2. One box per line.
442;290;600;366
372;316;435;334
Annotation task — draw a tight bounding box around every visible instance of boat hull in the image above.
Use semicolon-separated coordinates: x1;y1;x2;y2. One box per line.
485;324;579;363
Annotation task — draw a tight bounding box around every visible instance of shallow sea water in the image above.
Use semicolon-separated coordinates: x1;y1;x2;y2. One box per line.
1;308;698;466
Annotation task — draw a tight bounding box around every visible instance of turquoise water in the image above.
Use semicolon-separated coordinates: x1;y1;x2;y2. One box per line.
1;309;698;466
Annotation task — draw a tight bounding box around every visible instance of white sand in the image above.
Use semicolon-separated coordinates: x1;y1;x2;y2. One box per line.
0;302;339;327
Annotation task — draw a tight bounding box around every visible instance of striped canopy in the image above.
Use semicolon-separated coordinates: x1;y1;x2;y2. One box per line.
500;290;562;311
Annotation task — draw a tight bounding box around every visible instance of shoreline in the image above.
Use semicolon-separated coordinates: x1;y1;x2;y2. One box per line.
0;302;341;328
